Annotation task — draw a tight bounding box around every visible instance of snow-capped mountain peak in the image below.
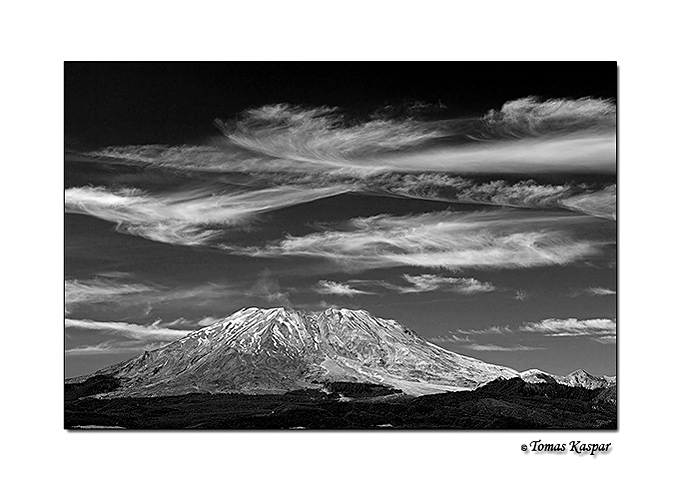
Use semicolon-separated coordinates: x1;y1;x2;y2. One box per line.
519;367;615;389
75;306;520;397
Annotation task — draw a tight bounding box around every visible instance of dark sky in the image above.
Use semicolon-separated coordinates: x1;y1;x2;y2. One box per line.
65;62;616;147
65;62;617;378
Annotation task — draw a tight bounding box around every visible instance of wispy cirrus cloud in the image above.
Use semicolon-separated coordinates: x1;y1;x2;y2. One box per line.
397;274;495;294
316;280;375;297
218;99;615;175
85;144;228;169
365;175;616;220
157;316;224;329
454;317;616;340
315;274;495;297
72;99;615;256
76;150;617;223
465;343;545;352
374;135;614;176
65;278;154;314
65;175;615;254
66;340;168;356
428;333;543;352
457;326;511;335
519;317;616;339
427;334;474;344
70;99;614;264
592;335;617;344
216;104;447;166
430;316;616;351
65;183;351;246
560;185;616;221
65;277;237;320
65;318;193;341
481;96;615;137
237;210;607;272
88;97;615;177
64;313;224;356
584;287;617;296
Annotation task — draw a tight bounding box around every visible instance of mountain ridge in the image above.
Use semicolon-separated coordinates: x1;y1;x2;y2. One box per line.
519;368;616;389
68;307;615;399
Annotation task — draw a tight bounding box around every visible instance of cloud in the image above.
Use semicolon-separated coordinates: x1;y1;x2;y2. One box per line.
561;185;616;220
383;137;612;175
397;274;495;294
451;317;616;343
584;287;617;296
197;316;223;326
66;340;167;356
428;334;474;344
428;333;542;351
247;270;292;306
314;274;495;297
65;183;351;246
65;318;193;341
433;316;616;352
519;318;616;338
74;99;616;259
65;278;237;317
465;343;545;352
219;100;615;175
88;97;615;177
439;180;573;207
86;144;230;170
160;316;224;329
65;278;153;314
457;326;511;335
316;280;374;297
238;210;606;272
514;290;530;301
593;335;617;344
216;104;446;165
83;147;616;222
482;97;616;137
70;100;615;262
367;175;616;221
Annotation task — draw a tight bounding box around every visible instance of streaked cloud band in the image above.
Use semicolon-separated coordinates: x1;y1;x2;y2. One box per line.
239;210;607;272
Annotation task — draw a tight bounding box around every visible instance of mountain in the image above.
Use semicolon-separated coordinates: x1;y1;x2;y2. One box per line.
68;306;520;397
520;368;616;389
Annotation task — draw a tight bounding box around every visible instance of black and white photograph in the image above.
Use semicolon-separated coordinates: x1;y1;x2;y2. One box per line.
64;62;617;429
6;2;679;492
